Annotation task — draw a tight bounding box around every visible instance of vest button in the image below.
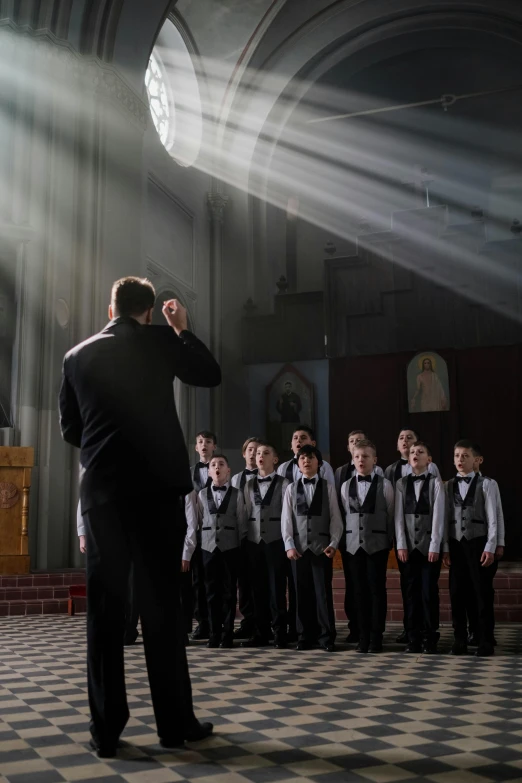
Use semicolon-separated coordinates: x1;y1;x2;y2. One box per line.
415;515;420;519
415;528;419;532
360;538;363;544
216;537;220;542
359;526;363;530
308;529;311;533
359;513;364;517
414;540;418;545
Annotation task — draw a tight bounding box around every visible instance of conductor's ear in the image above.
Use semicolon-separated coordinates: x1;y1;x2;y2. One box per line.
108;304;113;320
145;307;153;325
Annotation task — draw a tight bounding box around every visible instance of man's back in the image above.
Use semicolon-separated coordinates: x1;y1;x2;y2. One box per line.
60;316;221;511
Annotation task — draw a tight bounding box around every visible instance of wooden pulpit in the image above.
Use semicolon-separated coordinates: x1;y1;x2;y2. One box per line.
0;447;34;574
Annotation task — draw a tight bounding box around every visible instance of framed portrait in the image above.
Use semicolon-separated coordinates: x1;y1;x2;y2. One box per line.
408;352;450;413
266;365;315;459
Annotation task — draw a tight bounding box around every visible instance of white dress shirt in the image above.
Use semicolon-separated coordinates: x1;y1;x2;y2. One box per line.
76;501;85;537
455;472;499;554
231;469;258;489
394;474;446;553
198;463;209;486
281;476;343;552
182;490;198;562
277;458;335;485
244;473;290;517
401;461;441;479
351;471;395;517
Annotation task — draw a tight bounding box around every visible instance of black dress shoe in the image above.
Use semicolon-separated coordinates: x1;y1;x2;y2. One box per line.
287;629;298;643
395;629;408;644
191;624;210;641
89;737;118;758
160;721;214;748
206;636;221;648
273;637;288;649
422;641;438;654
475;643;494;657
356;641;369;653
450;641;468;656
344;632;360;644
321;643;336;652
405;642;422;654
369;641;383;653
467;633;480;646
219;636;233;648
240;636;269;648
296;640;313;650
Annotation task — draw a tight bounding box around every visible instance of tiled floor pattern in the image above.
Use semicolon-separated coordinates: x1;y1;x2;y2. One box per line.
1;617;522;783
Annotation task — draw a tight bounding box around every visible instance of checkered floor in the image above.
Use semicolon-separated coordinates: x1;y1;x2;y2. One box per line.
1;619;522;783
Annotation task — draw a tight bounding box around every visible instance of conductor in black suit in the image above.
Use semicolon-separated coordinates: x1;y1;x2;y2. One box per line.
59;277;221;757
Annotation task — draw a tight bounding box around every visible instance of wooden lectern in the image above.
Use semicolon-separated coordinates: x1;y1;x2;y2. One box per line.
0;447;34;574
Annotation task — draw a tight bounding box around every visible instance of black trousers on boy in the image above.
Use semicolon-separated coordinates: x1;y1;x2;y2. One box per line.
449;536;495;645
246;539;287;640
192;539;209;631
85;494;195;747
403;549;442;643
235;539;256;635
202;547;239;640
348;547;389;644
340;549;360;637
292;549;336;646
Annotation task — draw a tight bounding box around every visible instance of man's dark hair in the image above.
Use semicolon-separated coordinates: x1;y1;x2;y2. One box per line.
196;430;217;444
400;427;420;439
348;429;366;439
210;453;229;466
293;425;316;440
256;441;279;457
353;438;377;455
412;440;432;457
455;439;482;457
297;444;323;466
111;277;155;318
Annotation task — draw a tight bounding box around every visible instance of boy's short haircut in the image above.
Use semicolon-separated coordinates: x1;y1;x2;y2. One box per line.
293;425;316;440
400;427;420;439
196;430;217;444
242;436;262;454
454;439;482;457
353;438;377;456
209;453;229;466
348;429;366;438
297;444;323;466
412;440;432;457
256;441;279;458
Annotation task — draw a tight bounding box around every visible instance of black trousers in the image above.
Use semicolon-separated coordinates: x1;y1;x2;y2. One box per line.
84;494;195;745
246;539;287;639
286;558;297;634
202;547;239;638
348;547;389;643
340;549;359;634
192;540;209;629
397;553;408;630
292;549;336;645
403;549;442;643
466;559;498;636
236;539;256;633
449;536;495;645
124;564;139;644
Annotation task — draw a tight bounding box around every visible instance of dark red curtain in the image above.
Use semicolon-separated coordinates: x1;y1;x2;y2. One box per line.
329;345;522;558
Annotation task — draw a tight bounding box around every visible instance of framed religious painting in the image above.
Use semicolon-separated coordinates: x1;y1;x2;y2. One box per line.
266;364;315;460
407;352;450;413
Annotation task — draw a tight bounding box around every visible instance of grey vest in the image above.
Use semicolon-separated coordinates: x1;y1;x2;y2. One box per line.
199;485;240;553
385;459;408;487
345;475;390;555
399;474;435;556
192;463;211;493
292;478;331;556
247;476;285;545
447;475;487;542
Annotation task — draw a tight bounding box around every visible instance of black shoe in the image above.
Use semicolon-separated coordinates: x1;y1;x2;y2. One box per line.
240;636;270;648
423;641;438;654
475;643;494;657
356;641;369;653
395;629;408;644
273;636;288;649
467;633;480;646
219;636;233;648
160;721;214;748
206;636;221;648
369;641;383;654
405;642;422;654
287;629;298;643
321;643;336;652
233;626;252;640
191;624;210;641
450;641;468;656
89;737;118;758
344;631;360;644
296;640;313;650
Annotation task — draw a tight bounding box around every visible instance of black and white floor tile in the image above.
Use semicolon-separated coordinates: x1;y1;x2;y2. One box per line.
1;617;522;783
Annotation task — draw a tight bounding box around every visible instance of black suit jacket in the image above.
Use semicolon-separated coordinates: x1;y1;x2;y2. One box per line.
59;317;221;513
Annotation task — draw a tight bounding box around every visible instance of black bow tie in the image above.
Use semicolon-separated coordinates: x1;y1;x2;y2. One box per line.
458;476;472;484
258;476;272;483
303;477;316;485
213;485;226;492
413;474;426;481
245;469;258;475
400;458;408;465
196;462;208;470
357;475;372;483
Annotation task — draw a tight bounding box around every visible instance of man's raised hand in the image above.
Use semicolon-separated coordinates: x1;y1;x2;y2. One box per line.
162;299;188;335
